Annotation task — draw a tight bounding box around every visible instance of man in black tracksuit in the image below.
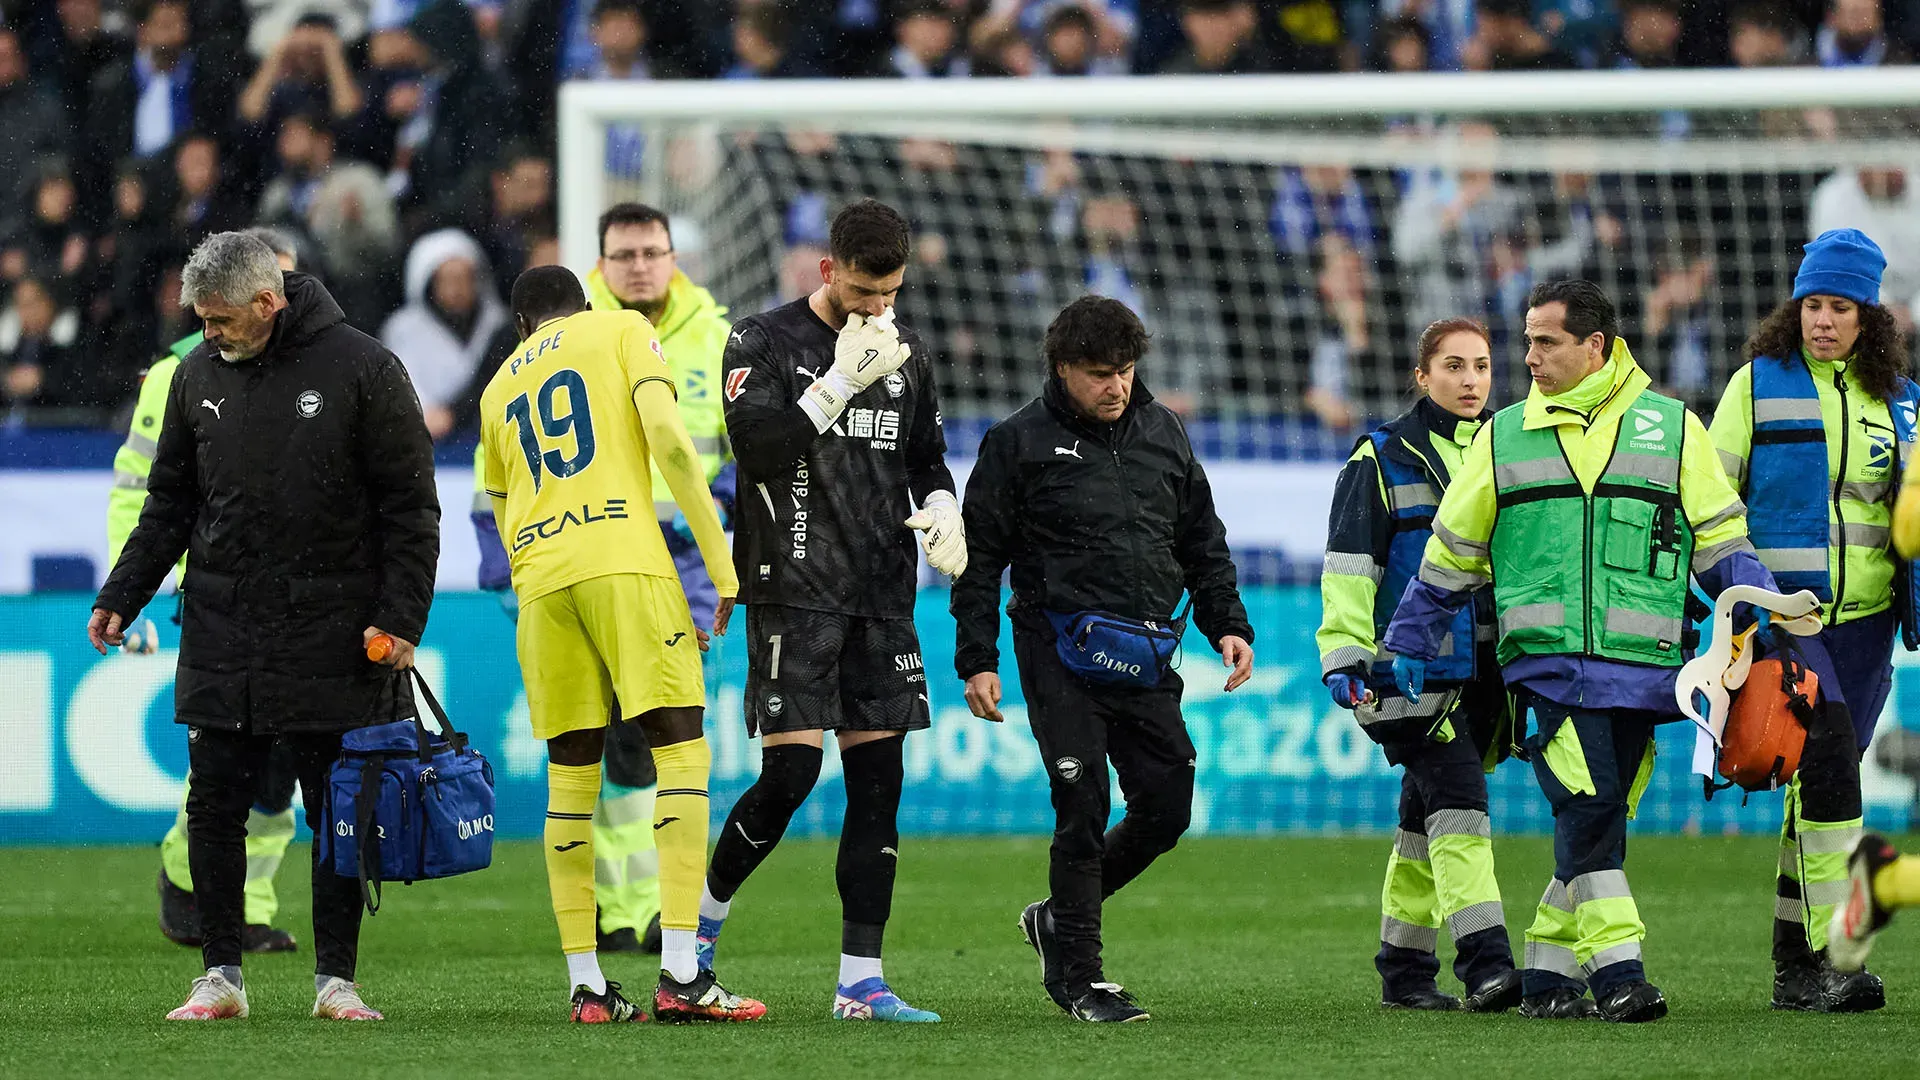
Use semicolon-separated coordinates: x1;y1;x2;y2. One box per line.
953;295;1255;1023
90;232;439;1022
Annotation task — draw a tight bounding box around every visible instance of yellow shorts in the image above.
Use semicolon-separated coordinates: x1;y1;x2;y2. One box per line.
517;573;703;741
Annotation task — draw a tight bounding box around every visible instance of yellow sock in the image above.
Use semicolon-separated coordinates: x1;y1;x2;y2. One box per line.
545;761;601;955
649;737;712;934
1873;854;1920;911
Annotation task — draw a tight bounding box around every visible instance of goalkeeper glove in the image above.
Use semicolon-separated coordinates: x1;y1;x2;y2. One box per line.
905;490;967;577
799;308;911;430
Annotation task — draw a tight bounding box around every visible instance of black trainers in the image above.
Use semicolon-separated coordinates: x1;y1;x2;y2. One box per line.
1772;956;1883;1012
598;926;644;953
1381;988;1461;1011
1019;900;1069;1012
1772;962;1826;1011
157;868;201;947
1462;970;1524;1013
242;924;297;953
1821;962;1886;1013
1518;987;1599;1020
640;912;662;955
1068;983;1149;1023
1595;980;1668;1023
570;980;645;1023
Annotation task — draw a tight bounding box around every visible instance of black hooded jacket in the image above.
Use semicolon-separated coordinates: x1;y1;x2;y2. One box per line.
951;375;1252;679
96;272;440;733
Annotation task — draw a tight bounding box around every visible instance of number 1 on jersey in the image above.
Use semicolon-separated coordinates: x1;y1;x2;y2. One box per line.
505;369;597;490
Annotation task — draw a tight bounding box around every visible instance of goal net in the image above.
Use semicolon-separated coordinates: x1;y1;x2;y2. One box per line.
560;69;1920;451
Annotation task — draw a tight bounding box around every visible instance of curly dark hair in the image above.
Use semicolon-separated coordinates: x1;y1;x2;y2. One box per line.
1743;298;1908;402
1044;295;1150;372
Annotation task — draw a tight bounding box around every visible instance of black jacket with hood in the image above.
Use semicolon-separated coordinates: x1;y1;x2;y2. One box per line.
96;272;440;733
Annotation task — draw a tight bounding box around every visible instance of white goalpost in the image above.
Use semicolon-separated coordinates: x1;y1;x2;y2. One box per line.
558;69;1920;450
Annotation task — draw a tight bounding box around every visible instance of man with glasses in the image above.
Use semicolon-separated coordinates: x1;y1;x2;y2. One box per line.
562;203;734;954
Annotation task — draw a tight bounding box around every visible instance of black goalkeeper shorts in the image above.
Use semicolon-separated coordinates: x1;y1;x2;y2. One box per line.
743;604;931;737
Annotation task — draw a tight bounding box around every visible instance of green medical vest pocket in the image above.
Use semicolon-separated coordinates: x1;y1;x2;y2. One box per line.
1603;500;1653;572
1599;576;1684;662
1496;574;1568;649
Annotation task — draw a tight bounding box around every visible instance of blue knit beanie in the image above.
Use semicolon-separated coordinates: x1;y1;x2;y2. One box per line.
1793;228;1886;305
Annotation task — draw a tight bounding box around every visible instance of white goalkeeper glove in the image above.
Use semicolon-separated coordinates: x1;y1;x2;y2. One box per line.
800;309;911;431
905;490;967;577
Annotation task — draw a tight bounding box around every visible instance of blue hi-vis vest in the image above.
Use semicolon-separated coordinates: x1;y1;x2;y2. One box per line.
1748;355;1920;648
1369;426;1476;686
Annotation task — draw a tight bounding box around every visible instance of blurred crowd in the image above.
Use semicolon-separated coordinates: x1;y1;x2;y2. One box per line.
1;0;1919;437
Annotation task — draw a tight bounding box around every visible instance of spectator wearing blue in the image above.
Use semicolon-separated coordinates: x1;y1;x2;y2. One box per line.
974;0;1139;73
1609;0;1690;138
82;0;242;219
1036;5;1110;74
1370;0;1474;70
889;0;972;78
575;0;684;80
1534;0;1618;68
1818;0;1910;65
725;4;819;79
1270;164;1376;262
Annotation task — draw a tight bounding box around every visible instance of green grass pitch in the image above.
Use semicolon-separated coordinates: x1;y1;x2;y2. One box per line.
6;835;1920;1078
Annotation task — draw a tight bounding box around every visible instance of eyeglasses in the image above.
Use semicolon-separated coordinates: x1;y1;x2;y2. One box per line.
604;248;674;265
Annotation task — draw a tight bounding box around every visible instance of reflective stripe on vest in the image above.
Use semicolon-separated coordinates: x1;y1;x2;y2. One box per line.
1748;356;1841;598
1748;355;1920;643
1488;391;1692;667
1369;428;1475;686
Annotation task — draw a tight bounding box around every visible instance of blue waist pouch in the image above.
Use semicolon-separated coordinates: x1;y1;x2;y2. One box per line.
1043;598;1190;689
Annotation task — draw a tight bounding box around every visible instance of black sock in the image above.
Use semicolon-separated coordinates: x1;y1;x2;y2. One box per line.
705;743;822;902
837;737;904;937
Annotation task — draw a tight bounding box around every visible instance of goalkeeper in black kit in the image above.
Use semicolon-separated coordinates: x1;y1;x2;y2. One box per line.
698;198;965;1023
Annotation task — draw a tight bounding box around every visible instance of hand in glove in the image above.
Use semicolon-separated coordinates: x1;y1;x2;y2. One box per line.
800;308;911;428
1392;655;1427;700
905;490;967;577
1324;672;1372;709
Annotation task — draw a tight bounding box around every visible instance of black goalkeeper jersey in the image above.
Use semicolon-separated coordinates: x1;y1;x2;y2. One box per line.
723;296;954;618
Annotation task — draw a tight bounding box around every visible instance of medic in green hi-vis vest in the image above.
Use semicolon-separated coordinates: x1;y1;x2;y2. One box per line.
1709;228;1918;1013
1316;317;1521;1014
468;204;734;954
117;230;304;954
1384;281;1783;1024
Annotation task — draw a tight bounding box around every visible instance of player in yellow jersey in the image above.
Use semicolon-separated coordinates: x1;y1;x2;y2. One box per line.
479;266;764;1024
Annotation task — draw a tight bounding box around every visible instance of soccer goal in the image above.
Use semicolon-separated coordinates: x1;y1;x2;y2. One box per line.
558;69;1920;453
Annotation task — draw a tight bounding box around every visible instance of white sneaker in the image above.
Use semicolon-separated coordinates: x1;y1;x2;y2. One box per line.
166;971;248;1020
313;977;384;1020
